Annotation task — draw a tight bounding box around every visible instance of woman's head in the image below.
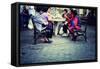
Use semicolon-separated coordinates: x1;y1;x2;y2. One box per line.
34;6;42;12
42;7;50;12
63;9;68;14
34;6;50;13
70;9;77;17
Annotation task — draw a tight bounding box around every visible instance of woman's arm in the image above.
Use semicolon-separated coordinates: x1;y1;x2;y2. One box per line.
47;13;53;21
64;14;70;20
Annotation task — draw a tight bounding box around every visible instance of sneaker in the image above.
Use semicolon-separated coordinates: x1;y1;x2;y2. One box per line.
62;33;67;36
44;40;52;43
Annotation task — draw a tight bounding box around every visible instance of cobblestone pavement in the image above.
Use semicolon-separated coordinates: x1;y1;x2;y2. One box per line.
20;25;96;64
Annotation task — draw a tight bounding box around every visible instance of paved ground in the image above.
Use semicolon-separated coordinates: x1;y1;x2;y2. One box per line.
20;25;96;64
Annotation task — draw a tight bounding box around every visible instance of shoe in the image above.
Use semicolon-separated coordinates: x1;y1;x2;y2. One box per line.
44;40;52;43
72;36;77;41
62;33;67;36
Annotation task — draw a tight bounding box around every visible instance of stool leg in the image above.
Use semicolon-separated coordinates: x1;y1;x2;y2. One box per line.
84;32;87;41
34;27;37;44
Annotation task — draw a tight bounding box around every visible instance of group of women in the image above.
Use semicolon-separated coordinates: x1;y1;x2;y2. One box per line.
20;6;81;43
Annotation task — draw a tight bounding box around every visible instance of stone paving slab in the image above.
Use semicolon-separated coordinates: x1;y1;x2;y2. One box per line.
20;26;96;64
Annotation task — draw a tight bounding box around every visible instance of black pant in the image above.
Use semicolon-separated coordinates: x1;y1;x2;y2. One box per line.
63;24;68;33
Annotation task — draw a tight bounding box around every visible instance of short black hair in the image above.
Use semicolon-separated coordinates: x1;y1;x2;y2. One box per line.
73;10;77;16
41;7;50;12
70;9;77;16
64;9;68;13
70;9;74;13
34;6;41;12
34;6;50;12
